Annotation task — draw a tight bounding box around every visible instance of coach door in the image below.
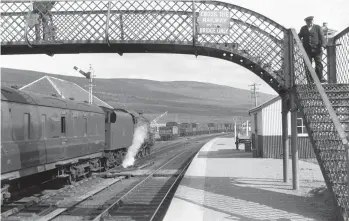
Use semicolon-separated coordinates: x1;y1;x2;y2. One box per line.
105;111;112;150
40;114;48;163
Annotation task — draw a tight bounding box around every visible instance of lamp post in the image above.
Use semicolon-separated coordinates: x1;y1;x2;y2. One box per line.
232;116;242;139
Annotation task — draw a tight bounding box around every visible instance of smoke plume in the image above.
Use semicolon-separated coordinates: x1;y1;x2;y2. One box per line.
122;124;148;168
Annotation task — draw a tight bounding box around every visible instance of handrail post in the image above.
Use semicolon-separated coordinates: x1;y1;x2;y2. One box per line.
281;29;292;183
288;30;299;190
326;37;337;83
281;94;290;183
290;89;299;190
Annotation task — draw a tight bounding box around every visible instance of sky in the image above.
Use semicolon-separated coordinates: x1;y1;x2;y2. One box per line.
1;0;348;95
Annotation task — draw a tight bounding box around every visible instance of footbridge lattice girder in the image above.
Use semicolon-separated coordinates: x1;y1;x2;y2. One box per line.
1;0;286;90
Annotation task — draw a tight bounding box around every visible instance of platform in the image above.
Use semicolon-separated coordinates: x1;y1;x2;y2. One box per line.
163;137;335;221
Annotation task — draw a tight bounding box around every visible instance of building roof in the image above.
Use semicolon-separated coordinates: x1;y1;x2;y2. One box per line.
19;76;113;109
248;95;281;115
1;86;103;113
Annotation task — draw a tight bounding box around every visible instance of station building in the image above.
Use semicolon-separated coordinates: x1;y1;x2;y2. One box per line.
249;96;315;159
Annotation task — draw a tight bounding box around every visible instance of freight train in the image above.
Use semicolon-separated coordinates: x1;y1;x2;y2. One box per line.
1;86;154;203
159;121;233;141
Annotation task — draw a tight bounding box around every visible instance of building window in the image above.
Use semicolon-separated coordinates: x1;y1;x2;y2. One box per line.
61;116;66;135
24;113;30;140
297;111;307;136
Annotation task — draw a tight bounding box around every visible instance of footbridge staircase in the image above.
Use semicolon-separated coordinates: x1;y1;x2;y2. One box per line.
0;1;348;219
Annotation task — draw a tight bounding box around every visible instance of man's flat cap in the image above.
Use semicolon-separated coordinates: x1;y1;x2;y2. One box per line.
304;16;314;21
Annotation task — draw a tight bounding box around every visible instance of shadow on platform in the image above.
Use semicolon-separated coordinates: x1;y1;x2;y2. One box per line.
175;176;335;221
197;149;252;158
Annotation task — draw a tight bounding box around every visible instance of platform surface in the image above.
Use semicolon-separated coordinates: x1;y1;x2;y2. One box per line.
163;137;334;221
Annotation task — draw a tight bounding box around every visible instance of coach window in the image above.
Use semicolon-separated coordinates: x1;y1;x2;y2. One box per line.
41;114;47;139
84;117;88;136
61;116;66;135
1;109;4;140
74;116;78;137
24;113;30;140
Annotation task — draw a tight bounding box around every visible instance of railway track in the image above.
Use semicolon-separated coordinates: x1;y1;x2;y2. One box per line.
0;139;186;219
90;146;199;221
103;132;229;175
2;134;224;221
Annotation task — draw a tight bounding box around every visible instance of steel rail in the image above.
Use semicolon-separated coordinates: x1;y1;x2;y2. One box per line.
149;148;195;221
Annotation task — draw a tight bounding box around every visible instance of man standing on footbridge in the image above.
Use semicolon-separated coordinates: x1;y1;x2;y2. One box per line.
298;16;327;83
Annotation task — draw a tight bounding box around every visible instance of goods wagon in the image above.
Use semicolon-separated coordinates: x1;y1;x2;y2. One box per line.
208;123;215;133
197;124;210;135
179;123;189;136
179;128;187;137
179;123;190;128
185;126;194;136
166;122;179;127
159;126;179;140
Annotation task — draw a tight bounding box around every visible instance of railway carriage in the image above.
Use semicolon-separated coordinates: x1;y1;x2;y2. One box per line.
1;87;105;187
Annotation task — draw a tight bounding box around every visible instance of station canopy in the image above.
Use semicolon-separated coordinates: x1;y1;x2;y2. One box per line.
19;75;113;109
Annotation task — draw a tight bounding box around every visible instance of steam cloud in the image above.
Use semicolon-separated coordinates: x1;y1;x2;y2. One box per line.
122;124;148;168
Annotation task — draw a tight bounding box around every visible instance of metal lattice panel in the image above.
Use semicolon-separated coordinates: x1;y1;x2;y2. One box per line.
292;29;349;217
0;0;286;88
335;27;349;83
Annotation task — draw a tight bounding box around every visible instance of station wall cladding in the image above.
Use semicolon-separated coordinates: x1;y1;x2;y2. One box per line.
253;135;315;159
250;96;315;159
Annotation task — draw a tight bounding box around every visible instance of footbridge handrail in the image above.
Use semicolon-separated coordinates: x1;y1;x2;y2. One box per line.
292;28;348;144
333;26;349;83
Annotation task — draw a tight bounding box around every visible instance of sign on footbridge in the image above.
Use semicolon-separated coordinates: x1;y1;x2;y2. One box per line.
198;10;230;35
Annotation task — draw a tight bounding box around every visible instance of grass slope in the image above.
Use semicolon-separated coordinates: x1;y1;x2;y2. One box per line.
1;67;276;124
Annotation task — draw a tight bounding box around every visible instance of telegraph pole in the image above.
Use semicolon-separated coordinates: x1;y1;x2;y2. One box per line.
249;83;261;107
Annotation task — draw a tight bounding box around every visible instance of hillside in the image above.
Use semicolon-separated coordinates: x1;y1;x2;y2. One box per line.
0;67;276;124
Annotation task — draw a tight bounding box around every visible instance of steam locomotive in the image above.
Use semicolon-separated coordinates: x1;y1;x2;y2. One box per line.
1;86;154;202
